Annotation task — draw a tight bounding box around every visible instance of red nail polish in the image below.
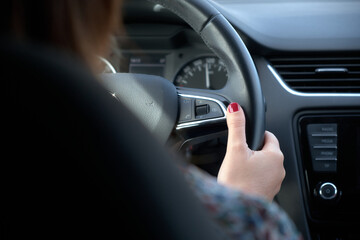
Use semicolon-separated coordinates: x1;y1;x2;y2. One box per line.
228;102;240;113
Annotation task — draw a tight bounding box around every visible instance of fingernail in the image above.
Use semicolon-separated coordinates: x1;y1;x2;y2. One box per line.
228;102;240;113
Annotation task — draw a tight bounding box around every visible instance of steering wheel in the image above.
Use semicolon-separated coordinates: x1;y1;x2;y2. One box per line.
103;0;265;150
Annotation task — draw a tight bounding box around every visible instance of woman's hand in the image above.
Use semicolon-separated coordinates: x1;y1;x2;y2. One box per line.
217;102;285;201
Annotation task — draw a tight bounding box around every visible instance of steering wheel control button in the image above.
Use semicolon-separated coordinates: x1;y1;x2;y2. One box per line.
179;97;194;123
195;99;208;106
176;94;227;129
195;105;210;116
195;99;223;119
319;182;338;200
307;124;338;172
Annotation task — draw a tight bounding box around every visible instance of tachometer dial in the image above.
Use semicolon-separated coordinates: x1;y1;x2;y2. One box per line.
174;57;227;89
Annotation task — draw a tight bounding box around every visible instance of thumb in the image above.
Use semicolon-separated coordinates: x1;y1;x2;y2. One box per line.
226;102;248;150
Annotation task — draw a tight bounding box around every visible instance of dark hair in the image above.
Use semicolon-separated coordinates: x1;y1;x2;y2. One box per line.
1;0;121;67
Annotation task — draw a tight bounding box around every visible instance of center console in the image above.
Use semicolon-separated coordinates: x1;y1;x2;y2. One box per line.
295;111;360;239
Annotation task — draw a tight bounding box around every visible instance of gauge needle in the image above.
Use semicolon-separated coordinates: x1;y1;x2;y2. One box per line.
205;62;210;89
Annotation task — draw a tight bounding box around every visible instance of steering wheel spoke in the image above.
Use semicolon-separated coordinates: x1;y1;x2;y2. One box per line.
176;89;228;130
166;89;230;152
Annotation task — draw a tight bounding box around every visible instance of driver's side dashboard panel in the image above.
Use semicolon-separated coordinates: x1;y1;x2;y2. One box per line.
111;24;227;90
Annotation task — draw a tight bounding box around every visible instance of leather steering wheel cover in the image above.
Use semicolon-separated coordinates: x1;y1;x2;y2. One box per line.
148;0;265;150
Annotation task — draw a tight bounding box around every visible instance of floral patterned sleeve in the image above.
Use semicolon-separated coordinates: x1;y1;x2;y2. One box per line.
181;164;303;240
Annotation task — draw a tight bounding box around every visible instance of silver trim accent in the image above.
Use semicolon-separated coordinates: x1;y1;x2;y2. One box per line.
99;56;116;74
313;145;337;149
315;68;348;73
311;133;337;137
267;64;360;97
176;93;227;130
153;4;165;12
319;182;337;200
315;157;337;161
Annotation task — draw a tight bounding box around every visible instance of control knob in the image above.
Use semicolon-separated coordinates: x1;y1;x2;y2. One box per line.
318;182;337;200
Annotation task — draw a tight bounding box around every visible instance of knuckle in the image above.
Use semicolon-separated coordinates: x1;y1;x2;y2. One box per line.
282;168;286;180
273;147;284;159
268;148;284;160
276;184;282;195
278;150;284;161
230;142;248;152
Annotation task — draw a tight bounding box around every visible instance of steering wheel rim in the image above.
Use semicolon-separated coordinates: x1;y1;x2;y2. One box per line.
149;0;265;150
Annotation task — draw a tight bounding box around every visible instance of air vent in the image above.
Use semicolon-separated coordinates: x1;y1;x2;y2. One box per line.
268;56;360;93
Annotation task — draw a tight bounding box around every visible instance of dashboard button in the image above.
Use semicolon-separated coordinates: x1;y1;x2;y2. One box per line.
307;124;337;134
312;160;337;172
310;137;337;145
313;149;337;158
307;123;338;172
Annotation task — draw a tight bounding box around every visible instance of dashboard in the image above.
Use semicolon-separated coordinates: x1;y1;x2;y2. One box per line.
107;0;360;239
106;25;228;90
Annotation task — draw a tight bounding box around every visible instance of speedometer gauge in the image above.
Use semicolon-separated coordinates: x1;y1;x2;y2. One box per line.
174;57;227;89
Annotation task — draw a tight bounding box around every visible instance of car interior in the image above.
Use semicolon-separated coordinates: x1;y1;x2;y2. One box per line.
2;0;360;239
